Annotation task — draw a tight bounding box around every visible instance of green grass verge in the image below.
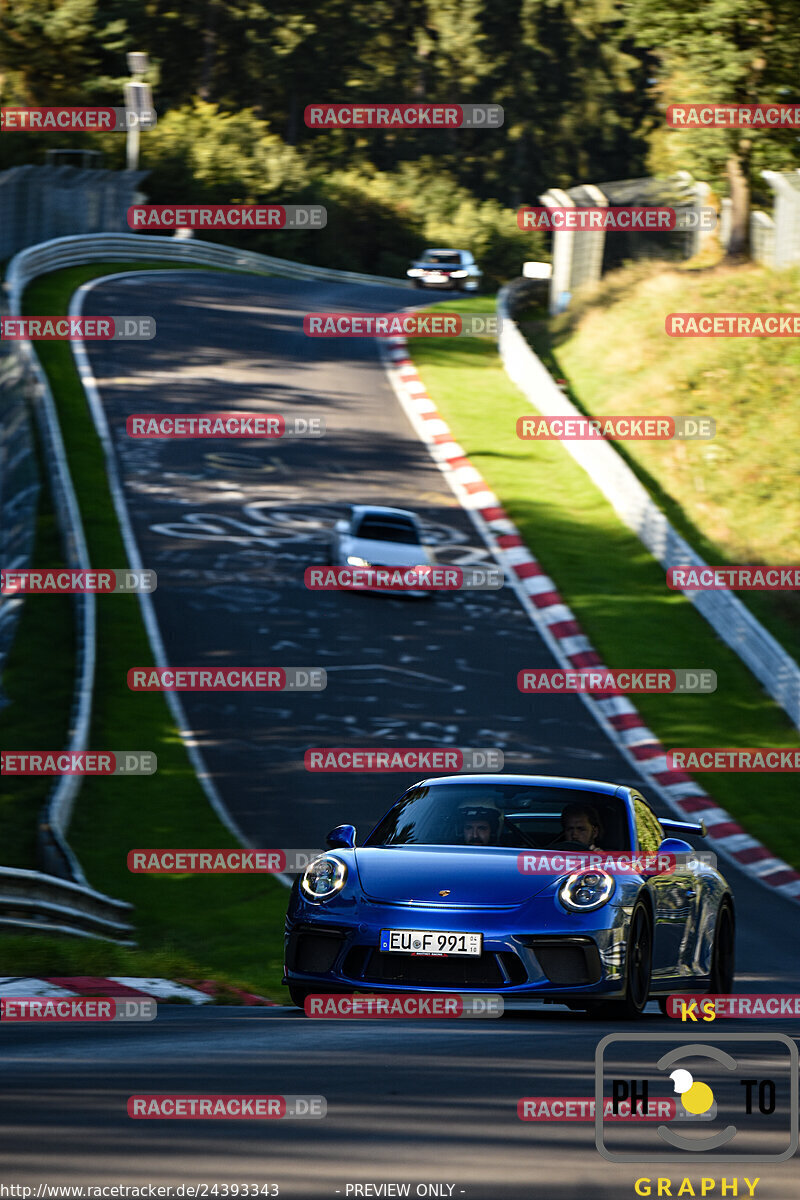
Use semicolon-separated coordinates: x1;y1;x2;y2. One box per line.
518;259;800;666
0;261;289;999
408;294;800;869
0;454;73;866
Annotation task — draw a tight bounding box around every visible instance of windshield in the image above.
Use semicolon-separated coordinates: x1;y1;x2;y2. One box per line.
355;517;419;544
422;251;462;265
364;782;633;850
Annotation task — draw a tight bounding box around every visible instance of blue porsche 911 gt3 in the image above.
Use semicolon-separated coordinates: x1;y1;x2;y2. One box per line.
284;774;735;1017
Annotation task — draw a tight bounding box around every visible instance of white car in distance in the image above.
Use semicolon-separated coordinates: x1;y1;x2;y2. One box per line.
329;506;436;598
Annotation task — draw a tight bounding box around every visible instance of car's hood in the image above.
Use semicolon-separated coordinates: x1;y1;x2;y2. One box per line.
344;536;430;568
353;846;556;907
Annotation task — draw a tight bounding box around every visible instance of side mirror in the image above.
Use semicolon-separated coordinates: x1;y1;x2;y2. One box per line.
326;824;356;849
658;837;694;855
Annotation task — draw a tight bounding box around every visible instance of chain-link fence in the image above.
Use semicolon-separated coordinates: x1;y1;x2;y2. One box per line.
0;163;147;263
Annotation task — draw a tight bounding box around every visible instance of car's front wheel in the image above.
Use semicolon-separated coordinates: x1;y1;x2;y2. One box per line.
592;901;653;1020
288;984;315;1010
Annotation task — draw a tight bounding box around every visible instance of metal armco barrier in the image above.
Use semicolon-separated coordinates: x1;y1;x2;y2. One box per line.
4;232;415;299
0;231;413;936
498;285;800;733
0;866;134;943
0;338;40;690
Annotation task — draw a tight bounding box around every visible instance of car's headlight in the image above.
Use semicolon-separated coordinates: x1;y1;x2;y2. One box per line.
450;270;468;278
346;555;370;566
407;268;424;277
300;856;347;901
558;869;614;912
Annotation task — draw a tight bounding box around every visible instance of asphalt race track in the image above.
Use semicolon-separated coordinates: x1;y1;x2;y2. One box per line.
2;271;797;1200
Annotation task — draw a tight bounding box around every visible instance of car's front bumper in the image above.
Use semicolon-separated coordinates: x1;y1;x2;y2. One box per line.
284;901;631;999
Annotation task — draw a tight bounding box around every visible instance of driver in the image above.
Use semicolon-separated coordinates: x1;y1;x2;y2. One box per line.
458;800;503;846
559;802;604;850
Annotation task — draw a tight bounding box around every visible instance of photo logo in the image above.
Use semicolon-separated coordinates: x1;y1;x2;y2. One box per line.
595;1032;799;1162
304;104;503;129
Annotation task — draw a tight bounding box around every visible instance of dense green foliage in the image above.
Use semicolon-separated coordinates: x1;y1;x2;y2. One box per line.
2;2;798;267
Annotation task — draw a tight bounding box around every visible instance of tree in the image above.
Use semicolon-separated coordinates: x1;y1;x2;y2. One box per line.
624;0;800;257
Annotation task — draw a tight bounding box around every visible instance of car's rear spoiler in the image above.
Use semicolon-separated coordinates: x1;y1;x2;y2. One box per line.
661;817;707;837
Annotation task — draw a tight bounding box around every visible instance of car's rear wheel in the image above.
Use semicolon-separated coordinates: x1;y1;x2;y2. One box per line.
592;901;653;1020
708;898;735;994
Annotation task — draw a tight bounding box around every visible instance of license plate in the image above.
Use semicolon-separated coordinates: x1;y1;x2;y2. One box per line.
380;929;482;956
425;272;448;282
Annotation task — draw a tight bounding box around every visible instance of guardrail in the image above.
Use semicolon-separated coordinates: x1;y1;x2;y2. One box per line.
0;866;135;943
0;333;40;685
498;283;800;732
3;262;97;889
1;231;414;936
5;232;415;297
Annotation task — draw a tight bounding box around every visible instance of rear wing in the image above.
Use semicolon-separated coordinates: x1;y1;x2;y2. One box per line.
660;817;707;837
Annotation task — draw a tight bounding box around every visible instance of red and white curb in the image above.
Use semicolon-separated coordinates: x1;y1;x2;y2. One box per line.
380;333;800;904
0;976;276;1005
